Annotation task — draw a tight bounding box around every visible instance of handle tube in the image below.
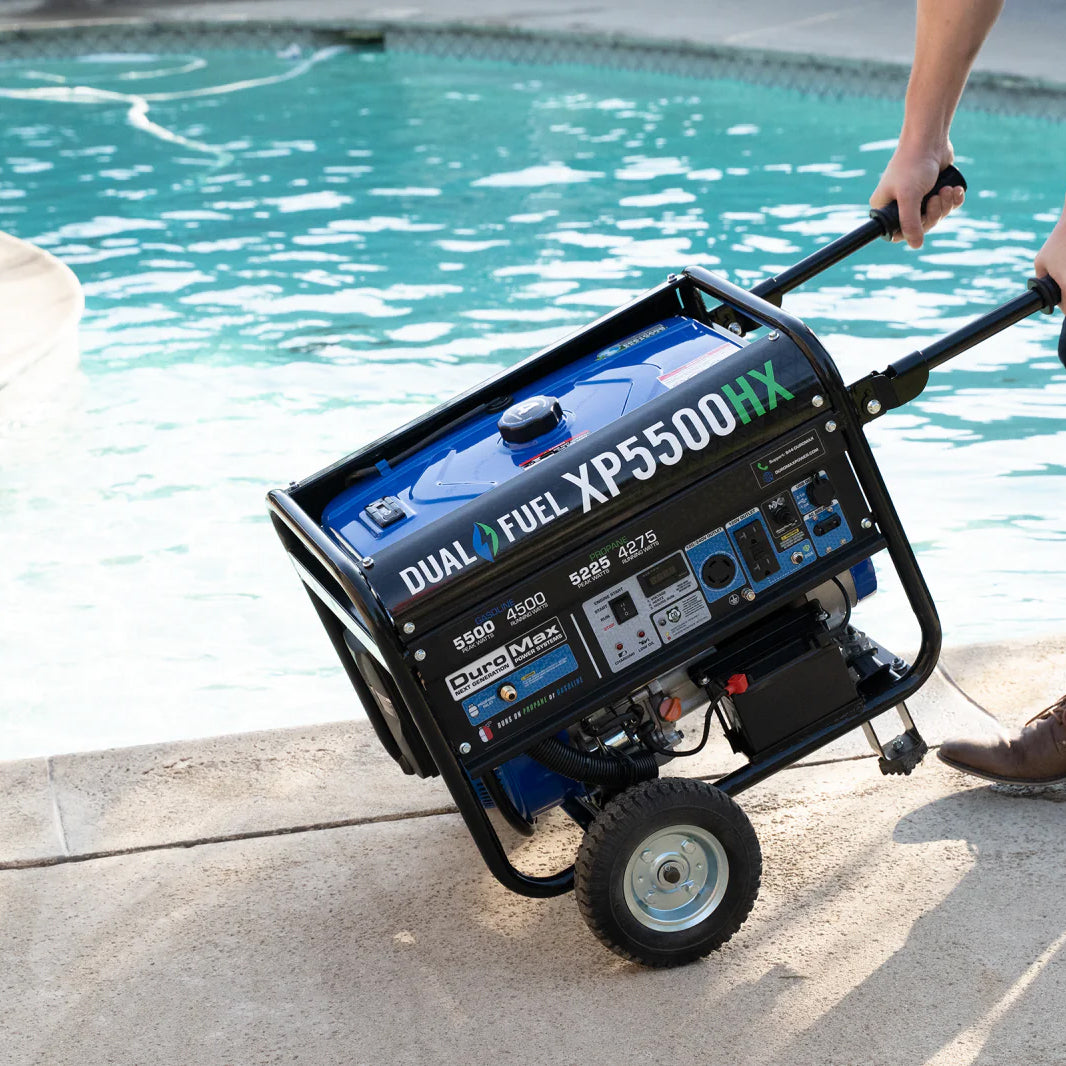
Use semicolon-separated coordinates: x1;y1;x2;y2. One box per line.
899;282;1055;377
850;274;1062;422
743;165;968;314
748;217;884;308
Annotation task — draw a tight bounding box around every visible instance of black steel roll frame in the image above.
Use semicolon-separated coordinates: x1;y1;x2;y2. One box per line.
268;169;1061;900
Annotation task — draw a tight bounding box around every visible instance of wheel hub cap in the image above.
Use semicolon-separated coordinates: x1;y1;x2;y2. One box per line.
623;824;729;932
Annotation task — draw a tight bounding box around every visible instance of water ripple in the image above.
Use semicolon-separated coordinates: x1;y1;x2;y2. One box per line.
1;47;1065;756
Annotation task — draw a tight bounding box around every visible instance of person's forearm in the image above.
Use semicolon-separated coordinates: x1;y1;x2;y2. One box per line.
900;0;1004;149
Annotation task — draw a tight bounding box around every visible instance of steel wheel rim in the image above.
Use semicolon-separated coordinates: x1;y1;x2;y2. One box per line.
622;823;729;932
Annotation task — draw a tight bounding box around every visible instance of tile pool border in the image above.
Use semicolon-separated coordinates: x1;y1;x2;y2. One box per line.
0;18;1065;120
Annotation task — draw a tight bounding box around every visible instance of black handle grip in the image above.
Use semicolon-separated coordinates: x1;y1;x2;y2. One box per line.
869;164;968;239
1022;274;1065;368
1027;273;1062;313
1023;274;1066;369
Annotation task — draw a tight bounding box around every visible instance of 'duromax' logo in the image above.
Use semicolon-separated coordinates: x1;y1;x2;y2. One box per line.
472;521;499;562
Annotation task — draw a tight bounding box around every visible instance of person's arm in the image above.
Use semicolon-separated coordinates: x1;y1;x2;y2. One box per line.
1035;199;1066;302
870;0;1004;248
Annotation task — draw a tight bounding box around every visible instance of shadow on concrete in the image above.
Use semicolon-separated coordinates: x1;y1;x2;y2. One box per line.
753;786;1066;1066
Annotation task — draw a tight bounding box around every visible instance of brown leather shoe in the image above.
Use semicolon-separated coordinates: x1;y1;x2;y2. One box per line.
938;694;1066;785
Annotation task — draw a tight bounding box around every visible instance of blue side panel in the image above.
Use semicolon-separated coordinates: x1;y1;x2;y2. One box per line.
462;645;580;725
493;751;587;821
322;316;744;557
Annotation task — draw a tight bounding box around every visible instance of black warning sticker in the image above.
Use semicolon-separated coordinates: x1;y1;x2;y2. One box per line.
750;429;825;488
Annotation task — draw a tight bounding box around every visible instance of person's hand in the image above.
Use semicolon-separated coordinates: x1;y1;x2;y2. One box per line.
869;140;965;249
1034;199;1066;312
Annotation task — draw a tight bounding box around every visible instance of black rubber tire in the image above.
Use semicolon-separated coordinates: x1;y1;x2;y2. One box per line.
574;777;761;968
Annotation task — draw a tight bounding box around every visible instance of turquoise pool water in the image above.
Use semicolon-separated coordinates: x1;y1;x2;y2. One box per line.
2;45;1064;759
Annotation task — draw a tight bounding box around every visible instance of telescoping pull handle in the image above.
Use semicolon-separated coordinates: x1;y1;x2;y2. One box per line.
868;164;968;241
741;166;969;317
850;272;1063;422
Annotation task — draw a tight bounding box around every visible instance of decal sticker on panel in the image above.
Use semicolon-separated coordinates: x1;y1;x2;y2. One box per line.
462;646;580;725
657;343;737;389
750;428;825;488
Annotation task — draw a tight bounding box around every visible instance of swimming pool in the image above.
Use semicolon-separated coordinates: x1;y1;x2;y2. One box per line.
1;44;1064;759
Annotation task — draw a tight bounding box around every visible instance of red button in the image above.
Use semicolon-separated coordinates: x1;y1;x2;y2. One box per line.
616;643;624;651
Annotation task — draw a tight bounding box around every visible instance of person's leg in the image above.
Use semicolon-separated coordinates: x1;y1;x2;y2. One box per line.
938;695;1066;784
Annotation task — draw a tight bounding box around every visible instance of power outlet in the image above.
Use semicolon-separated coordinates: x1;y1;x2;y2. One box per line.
733;519;780;583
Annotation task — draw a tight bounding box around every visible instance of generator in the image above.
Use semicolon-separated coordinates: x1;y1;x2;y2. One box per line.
268;167;1062;966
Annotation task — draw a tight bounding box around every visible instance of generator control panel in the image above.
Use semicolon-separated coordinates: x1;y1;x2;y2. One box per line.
583;551;711;672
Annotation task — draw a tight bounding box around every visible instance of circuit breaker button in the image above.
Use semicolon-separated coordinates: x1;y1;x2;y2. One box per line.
813;514;842;537
609;592;639;625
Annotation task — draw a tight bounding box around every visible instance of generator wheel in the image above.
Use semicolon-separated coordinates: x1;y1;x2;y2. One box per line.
575;777;761;968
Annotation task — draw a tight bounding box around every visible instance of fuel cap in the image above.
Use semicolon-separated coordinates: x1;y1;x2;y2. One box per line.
497;395;564;445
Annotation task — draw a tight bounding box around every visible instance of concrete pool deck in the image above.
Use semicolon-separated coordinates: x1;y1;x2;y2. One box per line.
2;4;1066;1063
3;636;1066;1064
6;755;1066;1065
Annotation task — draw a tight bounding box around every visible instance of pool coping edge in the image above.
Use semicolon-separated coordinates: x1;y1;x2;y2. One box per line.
0;16;1064;116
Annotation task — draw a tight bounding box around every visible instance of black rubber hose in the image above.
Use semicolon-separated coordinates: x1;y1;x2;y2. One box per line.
529;735;659;788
